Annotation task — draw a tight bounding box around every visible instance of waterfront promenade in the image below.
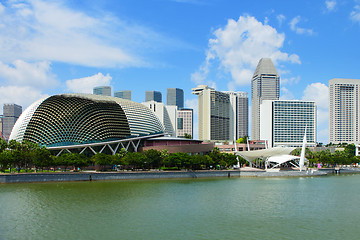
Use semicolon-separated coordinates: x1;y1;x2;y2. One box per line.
1;167;352;183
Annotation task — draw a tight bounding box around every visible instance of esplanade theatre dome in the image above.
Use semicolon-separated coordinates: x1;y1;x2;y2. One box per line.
9;94;164;147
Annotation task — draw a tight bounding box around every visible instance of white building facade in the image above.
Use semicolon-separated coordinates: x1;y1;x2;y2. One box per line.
260;100;316;148
329;78;360;144
177;109;193;138
142;101;177;137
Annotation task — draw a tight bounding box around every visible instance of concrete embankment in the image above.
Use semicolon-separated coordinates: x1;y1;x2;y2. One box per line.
0;169;330;184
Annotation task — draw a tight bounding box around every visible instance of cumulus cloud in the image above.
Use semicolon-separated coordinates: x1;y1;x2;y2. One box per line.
280;87;295;100
281;76;300;85
325;0;337;12
289;16;314;35
0;60;57;89
66;73;112;94
0;0;179;68
350;5;360;23
0;86;48;114
192;15;300;87
302;83;329;141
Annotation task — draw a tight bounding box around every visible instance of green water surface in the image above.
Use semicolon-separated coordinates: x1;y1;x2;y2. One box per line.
1;174;360;240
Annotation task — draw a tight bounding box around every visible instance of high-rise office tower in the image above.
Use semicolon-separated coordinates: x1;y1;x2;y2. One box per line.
177;109;193;138
251;58;279;140
329;78;360;144
224;91;248;140
93;86;111;96
114;90;131;100
167;88;184;109
145;91;162;103
192;85;230;141
3;103;22;140
260;100;316;148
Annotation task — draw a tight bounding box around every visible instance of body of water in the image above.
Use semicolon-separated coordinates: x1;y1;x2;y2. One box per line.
1;174;360;240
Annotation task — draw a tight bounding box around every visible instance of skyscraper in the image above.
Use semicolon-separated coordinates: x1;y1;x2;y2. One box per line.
251;58;279;140
145;91;162;103
114;90;131;100
224;91;248;140
93;86;111;96
260;100;316;147
3;103;22;140
167;88;184;109
329;78;360;144
192;85;230;141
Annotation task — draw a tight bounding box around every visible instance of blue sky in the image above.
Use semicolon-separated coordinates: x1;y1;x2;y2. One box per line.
0;0;360;144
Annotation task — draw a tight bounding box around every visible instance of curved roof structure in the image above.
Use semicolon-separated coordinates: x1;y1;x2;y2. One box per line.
236;147;296;162
9;94;164;147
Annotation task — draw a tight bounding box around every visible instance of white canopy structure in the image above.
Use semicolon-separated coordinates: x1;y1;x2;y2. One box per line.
236;147;296;162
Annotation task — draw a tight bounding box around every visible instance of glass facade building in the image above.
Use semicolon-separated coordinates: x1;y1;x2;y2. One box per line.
167;88;184;109
145;91;162;103
114;90;131;100
93;86;111;96
3;103;22;140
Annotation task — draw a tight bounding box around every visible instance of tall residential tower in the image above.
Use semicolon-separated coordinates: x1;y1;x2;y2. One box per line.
329;78;360;144
192;85;230;141
251;58;279;140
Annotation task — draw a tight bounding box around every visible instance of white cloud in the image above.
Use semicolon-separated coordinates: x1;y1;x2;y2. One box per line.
325;0;337;11
192;15;300;87
289;16;314;35
276;14;286;26
350;5;360;23
0;60;57;89
0;0;179;68
302;82;329;143
280;87;295;100
66;73;112;94
0;86;48;114
281;76;300;85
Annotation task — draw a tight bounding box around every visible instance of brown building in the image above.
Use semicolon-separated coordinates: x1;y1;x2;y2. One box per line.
141;137;214;154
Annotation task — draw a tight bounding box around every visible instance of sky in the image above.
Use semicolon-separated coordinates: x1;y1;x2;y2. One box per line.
0;0;360;144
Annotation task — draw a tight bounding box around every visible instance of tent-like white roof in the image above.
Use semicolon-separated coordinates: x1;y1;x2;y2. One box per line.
236;147;296;162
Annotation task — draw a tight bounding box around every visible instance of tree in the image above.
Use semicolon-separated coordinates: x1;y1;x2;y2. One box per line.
0;151;14;172
92;153;112;171
0;139;8;153
143;149;163;169
32;147;52;171
236;135;248;144
184;133;192;139
123;152;146;170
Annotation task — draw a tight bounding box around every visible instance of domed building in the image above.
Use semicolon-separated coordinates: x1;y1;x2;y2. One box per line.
9;94;165;155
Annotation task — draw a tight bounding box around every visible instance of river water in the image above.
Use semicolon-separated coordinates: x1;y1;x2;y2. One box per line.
1;174;360;240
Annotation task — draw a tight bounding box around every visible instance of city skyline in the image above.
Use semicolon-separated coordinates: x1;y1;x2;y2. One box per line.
0;0;360;143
